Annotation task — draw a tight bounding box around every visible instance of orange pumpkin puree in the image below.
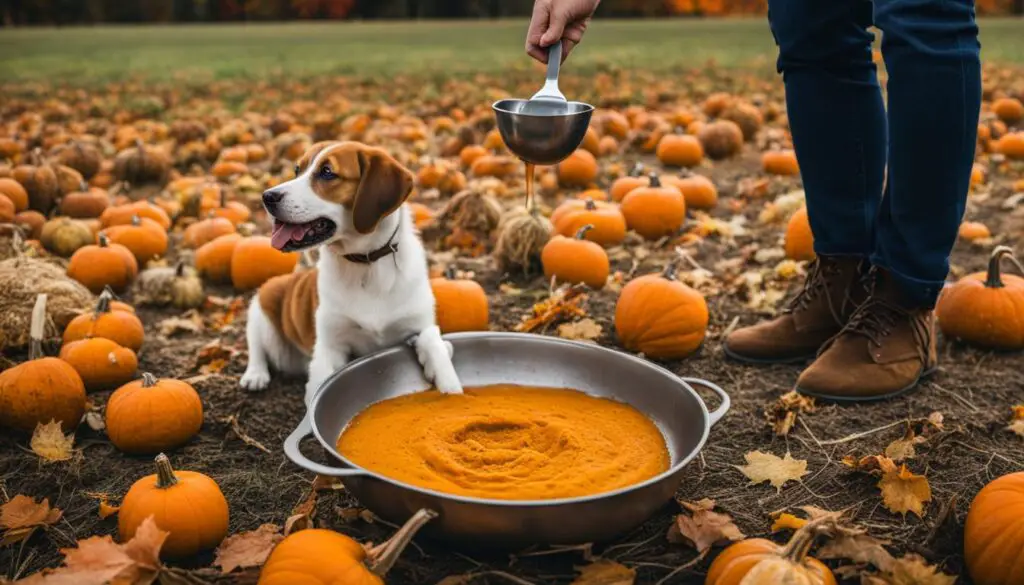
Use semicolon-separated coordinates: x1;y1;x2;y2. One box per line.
336;385;669;500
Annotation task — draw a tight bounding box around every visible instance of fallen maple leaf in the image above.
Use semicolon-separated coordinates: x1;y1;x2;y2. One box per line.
557;318;602;342
878;465;931;518
157;313;204;337
30;420;74;463
764;391;816;437
1007;405;1024;438
571;559;635;585
214;524;283;574
884;426;926;462
866;554;956;585
667;499;745;553
0;495;62;546
515;284;588;333
735;451;809;492
818;531;895;573
195;339;236;371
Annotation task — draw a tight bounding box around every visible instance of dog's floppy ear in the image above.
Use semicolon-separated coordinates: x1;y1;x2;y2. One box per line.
352;147;414;235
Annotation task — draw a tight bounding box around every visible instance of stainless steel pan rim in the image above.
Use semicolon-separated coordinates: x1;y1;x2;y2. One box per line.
285;332;730;507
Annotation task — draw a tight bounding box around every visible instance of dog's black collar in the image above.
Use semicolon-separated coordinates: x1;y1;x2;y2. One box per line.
341;217;401;264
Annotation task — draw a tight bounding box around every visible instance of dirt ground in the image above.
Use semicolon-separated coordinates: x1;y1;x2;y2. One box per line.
2;73;1024;584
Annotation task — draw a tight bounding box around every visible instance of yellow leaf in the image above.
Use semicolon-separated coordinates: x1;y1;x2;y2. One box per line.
571;559;636;585
735;451;809;492
882;554;956;585
1008;405;1024;438
878;465;931;518
30;420;74;463
557;318;603;342
770;513;807;533
884;427;926;462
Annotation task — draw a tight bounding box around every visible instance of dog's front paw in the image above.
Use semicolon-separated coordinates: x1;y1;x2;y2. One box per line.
304;379;321;406
415;326;463;394
240;368;271;392
433;368;464;395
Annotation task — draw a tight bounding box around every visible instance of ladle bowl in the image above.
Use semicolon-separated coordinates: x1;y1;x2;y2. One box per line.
492;98;594;166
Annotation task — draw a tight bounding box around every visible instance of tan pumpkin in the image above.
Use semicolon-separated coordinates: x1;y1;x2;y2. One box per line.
132;263;205;309
63;290;145;352
119;454;228;558
231;236;300;291
67;233;139;294
720;102;764;141
113;139;171;186
196;233;242;284
542;225;610;290
557;149;599;187
699;120;744;160
551;199;627;247
182;214;237;249
936;246;1024;350
964;471;1024;585
106;374;203;454
103;215;168;266
59;337;138;392
40;217;95;258
430;268;489;334
705;521;836;585
620;175;686;240
0;294;86;432
0;177;29;212
785;207;815;262
615;261;709;359
656;129;704;168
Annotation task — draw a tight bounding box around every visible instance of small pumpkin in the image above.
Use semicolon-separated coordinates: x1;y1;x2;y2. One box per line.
133;262;205;309
698;120;744;160
407;202;435;230
0;177;29;212
182;214;236;249
470;155;517;178
258;509;437;585
103;215;169;266
67;233;139;294
705;520;836;585
13;210;46;240
551;199;627;247
959;221;991;241
430;267;489;333
964;471;1024;585
785;207;815;262
762;150;800;176
720;101;764;141
107;374;203;454
63;289;145;352
615;260;709;359
231;235;300;291
995;132;1024;160
119;454;227;558
576;188;609;202
460;145;488;168
542;225;610;290
992;97;1024;124
100;200;172;230
656;129;704;168
936;246;1024;350
13;153;60;213
40;217;95;257
0;294;87;432
0;194;12;223
52;140;103;179
207;189;251;225
620;174;686;240
211;160;249;179
113;139;171;187
60;181;110;218
196;233;242;284
703;92;735;117
416;159;449;189
581;127;601;157
59;337;138;392
610;163;649;202
666;174;719;210
557;149;599;187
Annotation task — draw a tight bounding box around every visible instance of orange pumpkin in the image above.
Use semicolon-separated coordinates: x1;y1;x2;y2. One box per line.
459;145;488;168
785;207;815;262
959;221;991;241
100;200;172;230
63;290;145;352
0;177;29;212
183;214;237;249
258;510;437;585
615;261;709;359
196;233;242;284
430;268;489;333
575;188;609;202
103;215;168;266
551;199;627;247
67;233;139;294
656;130;704;168
542;225;610;290
992;97;1024;124
970;163;986;187
59;337;138;392
706;523;836;585
620;175;686;240
598;135;619;156
407;202;435;230
762;150;800;176
470;155;517;178
60;182;110;218
119;454;228;558
208;190;251;225
106;373;203;454
0;193;13;223
0;295;86;432
581;127;601;157
995;132;1024;160
231;236;300;291
13;210;46;240
557;149;599;187
610;163;649;202
964;472;1024;585
666;174;719;210
936;246;1024;350
483;128;506;151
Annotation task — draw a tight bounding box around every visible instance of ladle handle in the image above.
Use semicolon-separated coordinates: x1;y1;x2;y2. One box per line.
545;40;562;83
681;377;731;427
284;414;369;477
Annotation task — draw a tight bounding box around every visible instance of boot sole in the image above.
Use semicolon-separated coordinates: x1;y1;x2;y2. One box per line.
721;343;816;366
795;366;938;403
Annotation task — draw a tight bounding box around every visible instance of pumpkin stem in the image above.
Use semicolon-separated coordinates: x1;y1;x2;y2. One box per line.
662;258;681;281
79;180;88;192
28;293;47;361
130;214;141;227
174;261;186;278
780;523;820;564
141;372;159;388
153;453;179;489
584;199;597;211
648;173;662;188
220;188;228;210
575;224;595;240
986;246;1024;288
98;233;110;248
95;288;113;315
366;509;438;577
629;162;644;177
444;265;457;280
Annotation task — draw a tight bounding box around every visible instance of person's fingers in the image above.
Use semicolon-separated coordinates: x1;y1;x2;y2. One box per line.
527;43;549;63
525;0;550;62
539;8;569;46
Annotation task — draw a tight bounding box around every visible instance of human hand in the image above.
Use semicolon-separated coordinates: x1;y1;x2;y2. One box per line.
526;0;601;64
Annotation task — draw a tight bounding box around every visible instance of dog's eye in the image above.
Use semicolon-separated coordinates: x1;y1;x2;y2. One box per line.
318;164;335;180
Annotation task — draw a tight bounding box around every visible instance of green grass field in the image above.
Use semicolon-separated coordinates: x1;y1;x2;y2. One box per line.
1;18;1023;84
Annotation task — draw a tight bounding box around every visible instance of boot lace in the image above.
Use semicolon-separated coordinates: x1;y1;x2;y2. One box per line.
842;295;931;354
784;259;843;323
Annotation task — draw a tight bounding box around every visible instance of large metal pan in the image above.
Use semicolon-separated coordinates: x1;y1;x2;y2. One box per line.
284;332;729;548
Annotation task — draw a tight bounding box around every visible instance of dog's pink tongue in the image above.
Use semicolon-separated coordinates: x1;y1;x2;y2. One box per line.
271;222;307;250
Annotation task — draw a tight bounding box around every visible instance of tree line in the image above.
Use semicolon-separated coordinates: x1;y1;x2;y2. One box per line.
1;0;1019;26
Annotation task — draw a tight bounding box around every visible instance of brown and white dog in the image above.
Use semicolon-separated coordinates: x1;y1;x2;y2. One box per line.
240;141;463;403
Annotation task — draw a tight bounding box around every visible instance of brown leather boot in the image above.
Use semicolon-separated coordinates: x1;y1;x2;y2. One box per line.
723;256;869;363
795;269;938;401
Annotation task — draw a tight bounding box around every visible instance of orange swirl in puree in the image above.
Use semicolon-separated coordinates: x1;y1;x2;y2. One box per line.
336;385;670;500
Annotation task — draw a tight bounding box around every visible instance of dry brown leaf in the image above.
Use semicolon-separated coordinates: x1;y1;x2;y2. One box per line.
157;314;204;337
884;426;926;462
284;486;318;535
214;524;283;574
868;554;956;585
515;285;588;333
220;414;270;453
878;465;931;518
818;531;895;573
311;475;345;492
845;454;899;474
0;495;62;546
668;499;745;553
30;420;74;463
436;575;476;585
926;412;944;431
557;318;603;342
764;391;816;437
571;559;635;585
195;339;236;370
1007;405;1024;438
735;451;808;492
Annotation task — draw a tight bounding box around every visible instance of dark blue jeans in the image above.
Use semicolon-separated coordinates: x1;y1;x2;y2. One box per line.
768;0;981;307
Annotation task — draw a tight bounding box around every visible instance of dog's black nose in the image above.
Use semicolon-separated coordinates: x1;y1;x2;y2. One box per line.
262;190;285;207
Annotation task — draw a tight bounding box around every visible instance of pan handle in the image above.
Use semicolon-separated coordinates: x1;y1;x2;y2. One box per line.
681;377;731;427
284;415;368;477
